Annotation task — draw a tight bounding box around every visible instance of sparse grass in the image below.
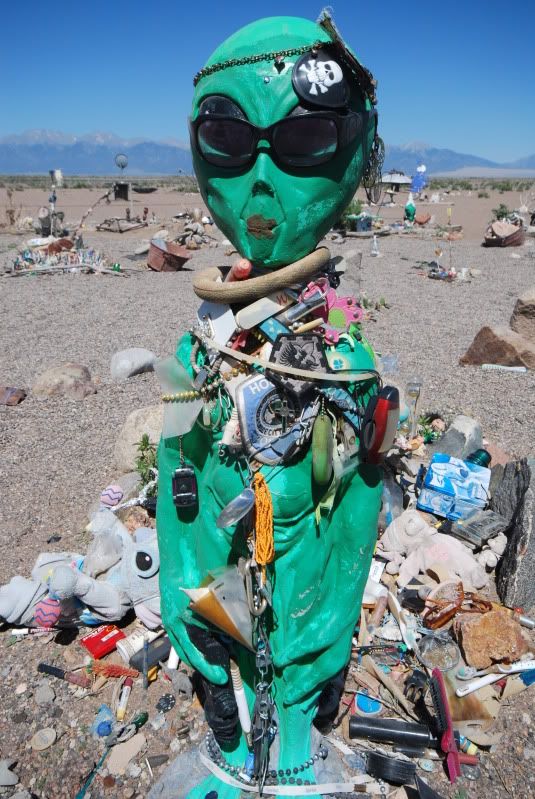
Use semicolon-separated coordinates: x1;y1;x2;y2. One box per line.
478;191;490;198
492;202;512;220
428;177;534;192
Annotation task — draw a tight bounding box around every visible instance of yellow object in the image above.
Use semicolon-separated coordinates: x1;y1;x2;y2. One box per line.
253;472;274;567
147;666;159;683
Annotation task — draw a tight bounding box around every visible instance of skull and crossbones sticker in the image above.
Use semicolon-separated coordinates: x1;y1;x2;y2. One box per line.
292;49;349;108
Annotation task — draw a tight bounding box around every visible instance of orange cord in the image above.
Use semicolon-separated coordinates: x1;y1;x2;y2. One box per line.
253;472;274;568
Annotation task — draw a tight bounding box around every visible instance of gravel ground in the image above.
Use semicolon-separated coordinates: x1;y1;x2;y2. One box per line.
0;222;534;799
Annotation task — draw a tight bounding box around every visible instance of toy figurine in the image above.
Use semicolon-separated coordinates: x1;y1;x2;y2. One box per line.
155;13;391;798
0;509;161;629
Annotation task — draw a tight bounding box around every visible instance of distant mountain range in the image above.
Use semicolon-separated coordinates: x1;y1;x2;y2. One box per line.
0;131;192;176
0;130;534;177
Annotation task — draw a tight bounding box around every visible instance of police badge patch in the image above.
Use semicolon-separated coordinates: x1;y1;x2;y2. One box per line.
235;373;318;465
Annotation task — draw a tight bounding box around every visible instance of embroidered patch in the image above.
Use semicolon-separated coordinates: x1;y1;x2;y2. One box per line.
267;333;328;398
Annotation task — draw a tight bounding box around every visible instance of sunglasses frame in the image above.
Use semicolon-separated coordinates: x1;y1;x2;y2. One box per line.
188;109;376;170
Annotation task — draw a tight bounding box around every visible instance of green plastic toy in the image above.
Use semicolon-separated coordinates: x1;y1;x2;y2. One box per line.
156;14;384;799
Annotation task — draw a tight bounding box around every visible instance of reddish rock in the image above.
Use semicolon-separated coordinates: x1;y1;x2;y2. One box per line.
0;387;26;405
511;287;535;343
459;325;535;369
454;609;529;669
484;440;512;467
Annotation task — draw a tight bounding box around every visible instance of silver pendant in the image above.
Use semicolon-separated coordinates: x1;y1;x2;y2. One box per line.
216;487;255;528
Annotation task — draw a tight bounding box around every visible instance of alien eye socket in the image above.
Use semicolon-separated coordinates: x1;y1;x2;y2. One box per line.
197;95;246;120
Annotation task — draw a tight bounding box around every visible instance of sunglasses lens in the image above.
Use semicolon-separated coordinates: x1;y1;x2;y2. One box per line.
273;117;338;167
197;119;254;167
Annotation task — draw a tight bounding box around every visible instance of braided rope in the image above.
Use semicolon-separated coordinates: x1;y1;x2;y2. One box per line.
253;472;274;567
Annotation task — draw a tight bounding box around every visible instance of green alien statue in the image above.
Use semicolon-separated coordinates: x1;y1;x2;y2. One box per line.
155;13;391;799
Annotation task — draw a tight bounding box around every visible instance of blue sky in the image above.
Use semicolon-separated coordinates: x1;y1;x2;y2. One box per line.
2;0;533;161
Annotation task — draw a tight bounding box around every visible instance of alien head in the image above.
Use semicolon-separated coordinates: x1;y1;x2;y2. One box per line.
190;16;378;268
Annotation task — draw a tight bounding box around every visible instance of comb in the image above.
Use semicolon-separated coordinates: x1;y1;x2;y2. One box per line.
430;667;478;783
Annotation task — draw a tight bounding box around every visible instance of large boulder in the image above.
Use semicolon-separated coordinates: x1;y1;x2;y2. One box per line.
32;363;96;400
459;325;535;369
110;348;157;381
493;458;535;610
510;288;535;343
428;414;482;459
114;405;163;473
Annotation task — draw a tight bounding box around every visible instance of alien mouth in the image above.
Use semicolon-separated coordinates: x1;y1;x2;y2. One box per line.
246;214;278;239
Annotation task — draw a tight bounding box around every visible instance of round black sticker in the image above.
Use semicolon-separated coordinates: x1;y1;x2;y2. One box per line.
292;49;349;108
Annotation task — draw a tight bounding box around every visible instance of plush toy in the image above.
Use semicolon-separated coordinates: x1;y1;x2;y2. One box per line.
155;12;387;799
378;509;488;589
0;509;161;629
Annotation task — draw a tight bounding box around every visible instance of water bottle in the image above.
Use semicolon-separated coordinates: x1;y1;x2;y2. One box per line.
378;470;403;530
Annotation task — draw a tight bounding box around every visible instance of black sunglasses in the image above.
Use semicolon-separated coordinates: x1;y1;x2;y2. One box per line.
188;110;375;169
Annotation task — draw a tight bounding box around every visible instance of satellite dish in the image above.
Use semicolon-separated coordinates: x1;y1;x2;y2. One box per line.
115;153;128;173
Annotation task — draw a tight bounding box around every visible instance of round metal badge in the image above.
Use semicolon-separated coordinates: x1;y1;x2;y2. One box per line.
156;693;176;713
292;49;349;108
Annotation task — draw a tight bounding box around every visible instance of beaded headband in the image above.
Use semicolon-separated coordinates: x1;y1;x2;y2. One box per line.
193;13;377;106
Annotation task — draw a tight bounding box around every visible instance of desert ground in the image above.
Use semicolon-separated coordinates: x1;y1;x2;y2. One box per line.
1;182;532;241
0;183;534;798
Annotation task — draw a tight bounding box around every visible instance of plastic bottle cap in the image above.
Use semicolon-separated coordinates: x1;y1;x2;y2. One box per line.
466;448;491;468
97;721;112;737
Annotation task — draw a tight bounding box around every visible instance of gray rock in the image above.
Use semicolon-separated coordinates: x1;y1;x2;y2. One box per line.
35;683;55;706
114;405;163;473
32;362;97;400
10;792;31;799
117;471;142;500
0;759;18;787
125;763;142;779
511;287;535;343
428;414;482;459
494;458;535;609
147;750;212;799
32;362;96;400
111;348;157;381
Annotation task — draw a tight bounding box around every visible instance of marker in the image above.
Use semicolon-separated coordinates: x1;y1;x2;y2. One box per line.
116;677;133;721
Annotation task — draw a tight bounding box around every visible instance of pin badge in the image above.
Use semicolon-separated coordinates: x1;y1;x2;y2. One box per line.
292;49;349;108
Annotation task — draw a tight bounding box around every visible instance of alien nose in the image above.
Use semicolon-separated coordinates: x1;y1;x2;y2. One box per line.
252;179;275;198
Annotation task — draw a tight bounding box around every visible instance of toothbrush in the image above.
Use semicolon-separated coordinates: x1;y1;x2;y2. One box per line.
456;659;535;697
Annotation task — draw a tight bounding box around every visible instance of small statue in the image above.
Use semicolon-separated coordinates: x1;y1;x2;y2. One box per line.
155;12;391;799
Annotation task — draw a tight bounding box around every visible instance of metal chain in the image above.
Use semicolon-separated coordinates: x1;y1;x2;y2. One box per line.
194;42;324;85
362;135;385;189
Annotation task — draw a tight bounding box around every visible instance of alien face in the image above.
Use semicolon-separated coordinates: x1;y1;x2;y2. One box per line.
190;18;376;268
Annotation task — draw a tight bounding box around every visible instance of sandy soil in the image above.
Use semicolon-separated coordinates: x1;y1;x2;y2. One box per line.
0;187;534;799
1;185;532;242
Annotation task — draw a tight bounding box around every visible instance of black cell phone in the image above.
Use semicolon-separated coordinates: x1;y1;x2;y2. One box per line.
172;466;198;508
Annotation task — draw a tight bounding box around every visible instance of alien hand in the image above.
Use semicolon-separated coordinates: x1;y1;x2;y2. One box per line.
160;608;228;686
